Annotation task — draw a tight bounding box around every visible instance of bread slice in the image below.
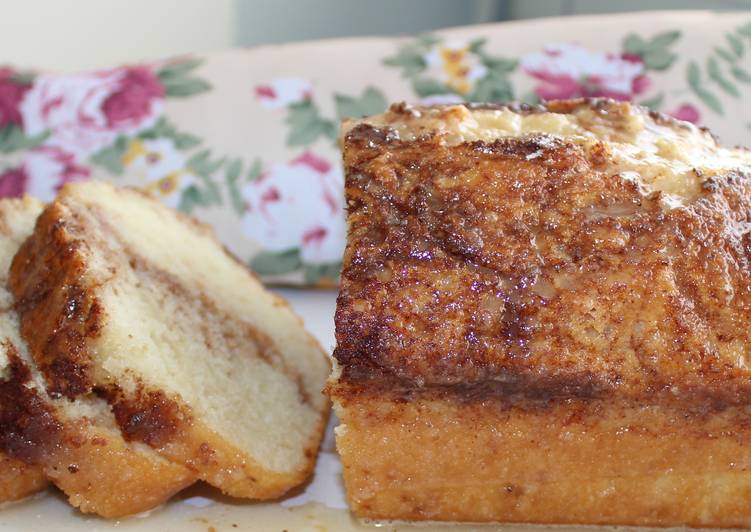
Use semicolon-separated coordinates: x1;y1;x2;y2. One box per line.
10;182;331;499
0;197;194;517
329;99;751;527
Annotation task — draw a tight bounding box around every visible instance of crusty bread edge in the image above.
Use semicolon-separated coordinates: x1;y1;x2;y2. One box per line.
330;388;751;527
0;456;47;504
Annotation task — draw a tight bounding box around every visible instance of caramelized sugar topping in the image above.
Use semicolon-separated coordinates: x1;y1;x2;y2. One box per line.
335;99;751;403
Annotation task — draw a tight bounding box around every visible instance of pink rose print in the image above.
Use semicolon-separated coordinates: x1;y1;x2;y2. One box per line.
521;43;648;101
20;66;164;159
668;103;700;124
0;167;27;198
241;151;345;264
0;147;90;201
0;68;31;128
101;66;165;130
255;78;312;109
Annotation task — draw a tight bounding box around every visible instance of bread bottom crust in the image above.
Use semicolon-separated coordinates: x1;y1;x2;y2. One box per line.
44;423;195;518
332;392;751;527
152;418;323;499
0;456;46;503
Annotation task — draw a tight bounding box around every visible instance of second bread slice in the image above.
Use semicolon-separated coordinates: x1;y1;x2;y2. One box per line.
0;197;195;517
10;181;331;499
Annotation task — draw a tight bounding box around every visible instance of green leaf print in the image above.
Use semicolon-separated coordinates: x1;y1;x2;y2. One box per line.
623;30;681;72
138;117;202;149
643;48;676;71
623;33;648;55
382;34;436;78
468;73;513;102
715;46;737;63
186;149;225;205
649;30;681;49
250;248;303;276
187;149;225;177
303;262;341;285
707;57;740;97
383;33;516;103
467;38;488;54
0;126;48;154
158;57;211;98
224;158;245;215
246;159;263;182
687;61;701;87
285;100;337;147
481;56;518;74
178;185;204;214
162;77;211;98
731;65;751;83
687;61;723;115
157;58;204;80
383;50;427;78
738;22;751;37
639;92;664;111
520;91;540;105
89;136;129;174
9;71;35;86
412;77;455;98
727;33;744;58
416;33;441;48
334;87;388;120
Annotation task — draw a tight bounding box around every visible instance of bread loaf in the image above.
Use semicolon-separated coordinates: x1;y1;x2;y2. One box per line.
330;99;751;527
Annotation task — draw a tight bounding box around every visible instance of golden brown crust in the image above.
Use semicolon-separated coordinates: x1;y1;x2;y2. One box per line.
41;423;194;518
333;393;751;527
335;99;751;404
104;383;328;499
10;202;101;399
0;455;46;503
147;414;328;500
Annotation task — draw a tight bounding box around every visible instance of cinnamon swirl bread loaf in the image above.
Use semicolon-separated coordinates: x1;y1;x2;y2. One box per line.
330;99;751;527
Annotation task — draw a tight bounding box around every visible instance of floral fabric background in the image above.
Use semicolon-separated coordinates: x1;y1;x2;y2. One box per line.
0;11;749;285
